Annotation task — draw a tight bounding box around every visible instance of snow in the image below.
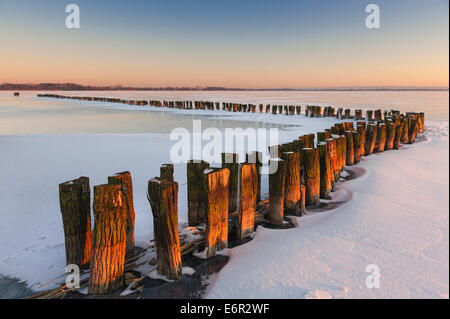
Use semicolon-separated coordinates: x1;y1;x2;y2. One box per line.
206;121;449;299
0;91;448;298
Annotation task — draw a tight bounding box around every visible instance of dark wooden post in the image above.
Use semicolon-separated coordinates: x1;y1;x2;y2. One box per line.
238;164;257;240
318;142;333;199
268;159;287;226
385;123;396;150
345;131;354;166
301;148;320;206
317;131;331;142
88;184;127;295
107;171;136;257
281;152;302;215
376;123;386;152
326;138;339;181
408;117;419;143
296;105;301;115
357;125;366;157
365;123;378;155
204;168;230;258
160;164;174;182
393;119;404;150
147;178;182;280
187;160;209;226
221;153;239;215
375;109;383;121
246;151;262;202
352;131;361;164
59;177;91;269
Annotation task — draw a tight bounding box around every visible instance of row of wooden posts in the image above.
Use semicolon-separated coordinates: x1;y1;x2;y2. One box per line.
56;104;424;295
36;94;425;123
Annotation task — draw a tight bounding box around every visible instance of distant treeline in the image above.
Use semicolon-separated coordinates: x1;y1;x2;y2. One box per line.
1;83;448;91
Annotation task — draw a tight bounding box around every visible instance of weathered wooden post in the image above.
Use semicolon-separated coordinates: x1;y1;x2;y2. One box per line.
357;124;366;157
268;159;287;226
376;123;386;152
59;177;92;269
337;108;343;119
317;131;332;142
352;131;361;164
326;138;339;181
345;131;355;166
147;178;182;280
296;106;301;115
385;122;396;150
88;184;127;295
318;142;333;199
246;151;262;202
301;148;320;205
355;109;363;120
344;109;351;119
364;123;378;155
160;164;174;182
108;172;136;257
238;164;257;240
281;152;302;215
393;119;404;150
375;109;383;121
408;117;419;143
204;168;230;258
187;160;209;226
222;153;239;215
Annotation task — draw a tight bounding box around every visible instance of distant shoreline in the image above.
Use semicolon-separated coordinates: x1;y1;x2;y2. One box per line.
0;83;448;92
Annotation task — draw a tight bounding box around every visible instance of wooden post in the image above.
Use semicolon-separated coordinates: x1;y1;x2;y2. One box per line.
352;131;361;164
281;152;302;215
147;178;182;280
204;168;229;258
268;159;287;226
326;138;339;181
375;109;383;121
59;177;91;269
317;131;331;142
318;142;333;199
385;122;396;150
357;125;366;157
238;164;257;240
221;153;239;215
408;117;419;143
187;160;209;226
108;172;136;258
393;119;404;150
160;164;174;182
345;131;354;166
365;123;378;155
88;184;127;295
376;123;386;152
301;148;320;206
246;151;262;202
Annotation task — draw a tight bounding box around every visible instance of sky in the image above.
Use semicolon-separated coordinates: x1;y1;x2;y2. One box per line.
0;0;448;88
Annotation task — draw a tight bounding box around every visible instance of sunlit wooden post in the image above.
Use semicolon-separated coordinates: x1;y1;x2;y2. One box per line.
318;142;333;199
357;124;366;157
147;178;182;280
326;138;339;181
281;152;302;215
352;130;361;164
204;168;230;258
376;123;386;152
367;110;374;121
238;164;257;240
187;160;209;226
385;122;396;150
59;177;92;269
393;119;404;150
345;131;355;166
268;159;287;226
89;184;127;295
301;148;320;206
